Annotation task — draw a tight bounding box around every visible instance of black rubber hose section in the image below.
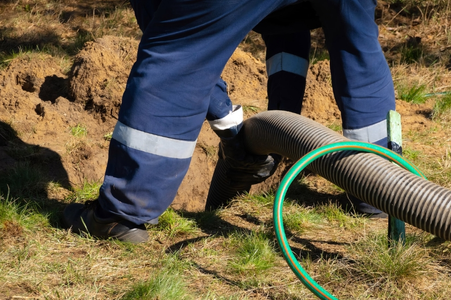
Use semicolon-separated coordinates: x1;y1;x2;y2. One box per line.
206;110;451;241
205;157;252;209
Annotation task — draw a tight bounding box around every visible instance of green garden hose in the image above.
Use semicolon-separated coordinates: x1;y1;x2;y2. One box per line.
273;141;426;300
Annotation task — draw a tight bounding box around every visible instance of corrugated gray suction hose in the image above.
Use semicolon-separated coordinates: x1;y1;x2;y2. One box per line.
206;110;451;241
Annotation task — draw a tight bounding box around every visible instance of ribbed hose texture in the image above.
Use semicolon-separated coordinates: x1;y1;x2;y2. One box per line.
206;111;451;240
205;158;252;210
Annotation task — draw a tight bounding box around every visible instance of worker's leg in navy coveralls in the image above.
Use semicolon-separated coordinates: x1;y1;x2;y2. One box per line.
258;0;395;215
98;0;301;225
130;0;235;131
263;31;311;114
311;0;396;214
97;0;394;225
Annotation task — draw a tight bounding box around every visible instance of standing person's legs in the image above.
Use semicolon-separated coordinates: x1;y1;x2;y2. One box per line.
64;0;301;235
263;31;311;114
312;0;396;216
254;1;319;114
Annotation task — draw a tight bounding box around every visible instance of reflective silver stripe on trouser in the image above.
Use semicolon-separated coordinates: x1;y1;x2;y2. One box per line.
208;105;243;131
112;121;197;159
266;52;309;77
343;120;387;143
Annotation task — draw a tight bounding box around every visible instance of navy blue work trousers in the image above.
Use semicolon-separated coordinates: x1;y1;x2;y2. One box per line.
98;0;395;224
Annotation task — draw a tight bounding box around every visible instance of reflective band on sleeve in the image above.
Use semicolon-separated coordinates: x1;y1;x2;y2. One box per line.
208;105;243;131
343;120;387;144
266;52;309;77
112;121;197;159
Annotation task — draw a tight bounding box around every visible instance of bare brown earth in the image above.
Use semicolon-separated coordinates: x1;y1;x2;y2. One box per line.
0;34;445;212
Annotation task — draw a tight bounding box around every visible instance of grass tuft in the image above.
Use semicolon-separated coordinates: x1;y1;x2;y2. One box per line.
317;201;363;229
432;93;451;120
397;83;427;104
228;231;277;275
243;191;275;206
154;209;198;237
400;45;424;64
0;193;49;233
70;124;87;137
348;233;433;282
283;205;323;233
66;181;101;203
403;147;422;163
122;254;193;300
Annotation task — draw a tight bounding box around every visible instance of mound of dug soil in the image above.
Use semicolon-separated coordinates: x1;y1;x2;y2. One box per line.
0;35;355;211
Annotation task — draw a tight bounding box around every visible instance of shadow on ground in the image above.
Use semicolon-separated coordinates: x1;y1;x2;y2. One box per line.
0;121;71;226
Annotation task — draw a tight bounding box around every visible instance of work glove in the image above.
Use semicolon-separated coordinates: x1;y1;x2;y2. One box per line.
219;132;280;188
209;104;279;188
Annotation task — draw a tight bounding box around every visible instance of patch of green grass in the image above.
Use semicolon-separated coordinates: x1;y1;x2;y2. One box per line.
0;49;25;69
403;147;422;163
243;191;274;206
397;83;427;104
154;209;198;237
0;193;49;232
401;45;424;64
327;123;342;133
305;252;349;288
228;231;277;276
317;202;363;229
348;233;433;282
70;124;87;137
283;205;323;233
1;45;71;71
432;93;451;120
122;275;191;300
229;192;275;224
122;254;193;300
66;181;101;203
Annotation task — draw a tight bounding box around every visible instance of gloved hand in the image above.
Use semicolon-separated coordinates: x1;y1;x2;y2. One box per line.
219;132;280;188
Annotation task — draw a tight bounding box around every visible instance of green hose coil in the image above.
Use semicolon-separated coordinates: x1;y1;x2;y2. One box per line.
273;141;426;300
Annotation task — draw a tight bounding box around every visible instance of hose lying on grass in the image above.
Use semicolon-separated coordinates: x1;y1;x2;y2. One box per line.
207;110;451;241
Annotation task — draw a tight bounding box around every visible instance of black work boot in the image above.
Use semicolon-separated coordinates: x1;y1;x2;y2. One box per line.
62;200;149;244
349;195;388;219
